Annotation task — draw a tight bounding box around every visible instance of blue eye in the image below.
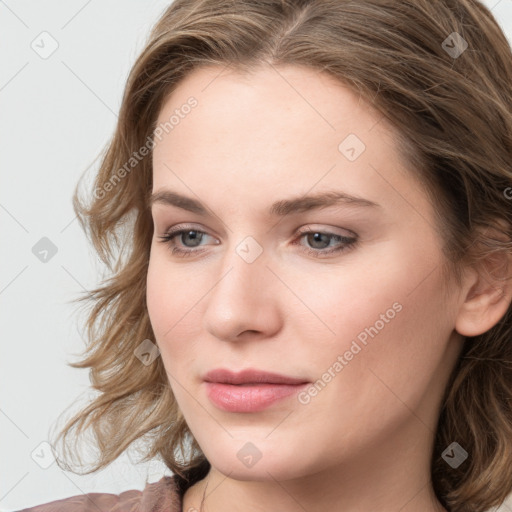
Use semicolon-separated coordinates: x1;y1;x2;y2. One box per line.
294;229;357;257
157;225;357;259
157;228;215;257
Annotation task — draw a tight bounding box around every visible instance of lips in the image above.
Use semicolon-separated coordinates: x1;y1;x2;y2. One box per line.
203;368;309;386
203;368;310;412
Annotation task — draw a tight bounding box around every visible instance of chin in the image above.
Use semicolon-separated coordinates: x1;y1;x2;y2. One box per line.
213;461;306;483
202;440;314;482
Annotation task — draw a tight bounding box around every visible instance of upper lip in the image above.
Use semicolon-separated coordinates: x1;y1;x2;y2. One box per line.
203;368;309;385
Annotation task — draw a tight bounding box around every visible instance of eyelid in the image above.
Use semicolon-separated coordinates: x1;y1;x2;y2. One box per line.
296;224;357;238
162;223;219;241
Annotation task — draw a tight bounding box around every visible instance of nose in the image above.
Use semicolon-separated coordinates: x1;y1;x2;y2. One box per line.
202;240;282;343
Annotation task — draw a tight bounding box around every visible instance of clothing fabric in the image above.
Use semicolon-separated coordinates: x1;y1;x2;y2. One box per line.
16;475;183;512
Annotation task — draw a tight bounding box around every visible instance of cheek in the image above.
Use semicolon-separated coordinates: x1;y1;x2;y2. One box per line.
304;241;452;397
146;252;204;369
318;271;452;423
146;256;168;335
146;246;193;329
291;243;424;353
146;254;180;352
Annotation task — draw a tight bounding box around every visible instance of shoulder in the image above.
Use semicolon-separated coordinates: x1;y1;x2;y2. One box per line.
15;475;182;512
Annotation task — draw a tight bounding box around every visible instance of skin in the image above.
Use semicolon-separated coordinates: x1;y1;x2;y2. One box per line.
146;63;511;512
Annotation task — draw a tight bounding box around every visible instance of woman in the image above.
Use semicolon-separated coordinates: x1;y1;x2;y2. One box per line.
18;0;512;511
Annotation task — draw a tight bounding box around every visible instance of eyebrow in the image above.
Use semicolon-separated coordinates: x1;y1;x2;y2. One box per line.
148;189;380;217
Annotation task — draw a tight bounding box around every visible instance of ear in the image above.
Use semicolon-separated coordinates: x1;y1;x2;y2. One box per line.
455;230;512;337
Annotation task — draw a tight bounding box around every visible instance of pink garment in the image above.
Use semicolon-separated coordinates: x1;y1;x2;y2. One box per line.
15;475;183;512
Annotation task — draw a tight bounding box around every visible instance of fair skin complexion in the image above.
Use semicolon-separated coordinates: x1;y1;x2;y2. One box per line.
146;63;511;512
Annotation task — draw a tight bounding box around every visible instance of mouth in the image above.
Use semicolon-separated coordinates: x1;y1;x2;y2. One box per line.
203;368;310;413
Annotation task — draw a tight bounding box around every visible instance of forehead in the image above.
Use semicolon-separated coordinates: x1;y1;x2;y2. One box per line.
154;63;384;147
150;64;433;226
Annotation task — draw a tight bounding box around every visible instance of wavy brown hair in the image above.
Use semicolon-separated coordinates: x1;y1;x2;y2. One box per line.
50;0;512;510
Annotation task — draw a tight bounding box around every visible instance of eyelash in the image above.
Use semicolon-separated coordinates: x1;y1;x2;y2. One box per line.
157;225;358;259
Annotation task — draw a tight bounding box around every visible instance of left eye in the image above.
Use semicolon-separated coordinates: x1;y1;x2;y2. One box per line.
157;226;358;258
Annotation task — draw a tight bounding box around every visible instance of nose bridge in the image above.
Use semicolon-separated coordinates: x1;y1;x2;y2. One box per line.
202;233;278;340
213;234;268;305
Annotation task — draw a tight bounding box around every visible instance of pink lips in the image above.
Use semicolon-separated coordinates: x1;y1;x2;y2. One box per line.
203;368;310;413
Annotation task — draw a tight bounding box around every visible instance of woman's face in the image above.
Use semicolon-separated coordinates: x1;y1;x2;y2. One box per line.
147;64;466;482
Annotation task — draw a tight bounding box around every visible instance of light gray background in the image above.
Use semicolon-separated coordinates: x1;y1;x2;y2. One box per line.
1;0;512;510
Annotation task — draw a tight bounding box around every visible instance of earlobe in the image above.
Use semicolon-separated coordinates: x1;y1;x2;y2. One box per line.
455;250;512;338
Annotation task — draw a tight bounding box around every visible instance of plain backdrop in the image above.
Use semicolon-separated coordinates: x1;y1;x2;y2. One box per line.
1;0;512;510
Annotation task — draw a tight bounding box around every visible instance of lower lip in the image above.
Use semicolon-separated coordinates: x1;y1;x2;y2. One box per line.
204;382;309;412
